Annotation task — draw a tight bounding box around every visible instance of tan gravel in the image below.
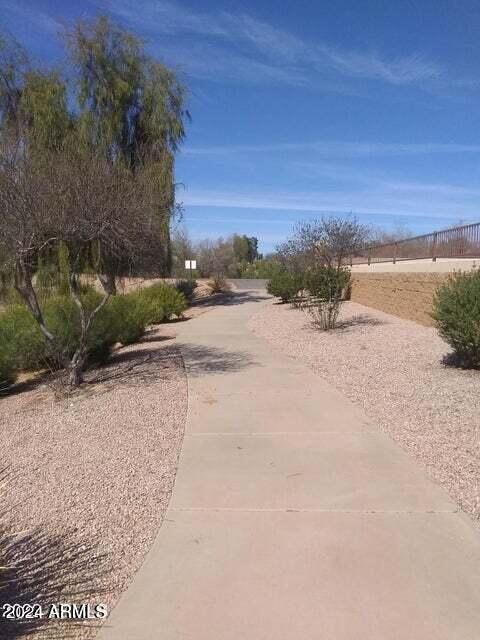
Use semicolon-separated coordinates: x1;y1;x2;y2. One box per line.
0;326;187;638
249;300;480;524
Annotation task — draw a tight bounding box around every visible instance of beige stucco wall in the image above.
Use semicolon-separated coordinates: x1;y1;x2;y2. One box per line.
350;272;452;326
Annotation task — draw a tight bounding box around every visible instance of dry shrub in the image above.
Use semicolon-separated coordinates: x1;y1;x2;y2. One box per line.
208;276;230;294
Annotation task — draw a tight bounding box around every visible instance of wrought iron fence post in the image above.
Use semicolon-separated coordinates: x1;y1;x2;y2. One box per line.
432;232;438;262
393;242;397;264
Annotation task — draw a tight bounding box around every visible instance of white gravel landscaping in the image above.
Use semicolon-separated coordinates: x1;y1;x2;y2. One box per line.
0;327;187;638
249;300;480;524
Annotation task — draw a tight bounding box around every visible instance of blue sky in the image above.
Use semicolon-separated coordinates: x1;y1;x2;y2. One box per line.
3;0;480;252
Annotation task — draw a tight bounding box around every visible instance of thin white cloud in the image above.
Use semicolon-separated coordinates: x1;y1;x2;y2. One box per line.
5;0;471;91
158;42;310;87
179;183;480;220
316;48;441;84
105;0;445;89
183;141;480;157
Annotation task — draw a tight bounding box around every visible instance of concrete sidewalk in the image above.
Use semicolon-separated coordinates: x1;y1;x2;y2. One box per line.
99;292;480;640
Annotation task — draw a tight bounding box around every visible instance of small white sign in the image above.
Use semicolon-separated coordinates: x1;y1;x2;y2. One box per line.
185;260;191;270
191;260;197;270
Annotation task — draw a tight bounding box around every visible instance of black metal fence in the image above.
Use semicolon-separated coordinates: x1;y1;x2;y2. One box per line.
349;221;480;265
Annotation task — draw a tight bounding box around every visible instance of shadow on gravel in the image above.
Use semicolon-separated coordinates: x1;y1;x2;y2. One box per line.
2;374;48;398
180;343;258;377
1;470;111;639
336;314;386;330
85;346;181;390
138;332;176;344
301;312;385;334
441;352;480;371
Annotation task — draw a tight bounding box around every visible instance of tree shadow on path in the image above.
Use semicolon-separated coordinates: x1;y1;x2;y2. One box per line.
191;291;268;309
180;343;258;377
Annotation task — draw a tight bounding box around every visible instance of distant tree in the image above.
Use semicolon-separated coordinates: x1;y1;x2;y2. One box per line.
233;234;249;263
246;236;259;262
371;224;412;245
232;234;259;263
0;34;28;139
171;225;195;276
196;237;236;277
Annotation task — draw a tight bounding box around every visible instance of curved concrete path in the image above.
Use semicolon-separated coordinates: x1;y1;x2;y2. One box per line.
100;292;480;639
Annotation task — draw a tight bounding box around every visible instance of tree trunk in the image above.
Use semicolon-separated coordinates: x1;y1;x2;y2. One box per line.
68;267;110;387
67;361;83;386
98;271;117;296
14;256;56;344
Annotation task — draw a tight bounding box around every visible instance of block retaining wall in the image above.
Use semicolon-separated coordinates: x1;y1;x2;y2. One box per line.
350;273;451;326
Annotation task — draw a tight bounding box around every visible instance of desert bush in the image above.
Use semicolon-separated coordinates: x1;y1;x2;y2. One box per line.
0;284;188;393
41;290;118;366
175;279;197;301
0;314;18;390
208;276;229;294
107;294;150;345
432;270;480;368
0;305;44;372
135;283;187;323
304;267;351;331
307;299;342;331
304;266;350;299
0;290;118;377
267;271;303;303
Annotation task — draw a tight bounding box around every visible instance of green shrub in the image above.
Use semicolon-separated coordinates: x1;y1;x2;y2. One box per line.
0;283;189;391
0;311;20;390
107;294;150;345
175;279;197;301
0;287;157;392
0;305;44;371
0;291;117;375
239;259;283;279
135;284;187;323
1;287;24;306
267;271;303;303
432;270;480;368
41;290;118;366
302;267;352;331
304;266;351;299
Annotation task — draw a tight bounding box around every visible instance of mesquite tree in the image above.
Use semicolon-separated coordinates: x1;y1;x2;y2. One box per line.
0;142;158;385
275;216;368;331
277;216;370;271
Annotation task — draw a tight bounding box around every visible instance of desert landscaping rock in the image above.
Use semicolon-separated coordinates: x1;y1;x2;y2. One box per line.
0;327;187;638
249;299;480;524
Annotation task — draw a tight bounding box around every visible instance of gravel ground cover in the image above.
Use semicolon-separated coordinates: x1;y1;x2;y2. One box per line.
249;300;480;524
0;326;187;638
